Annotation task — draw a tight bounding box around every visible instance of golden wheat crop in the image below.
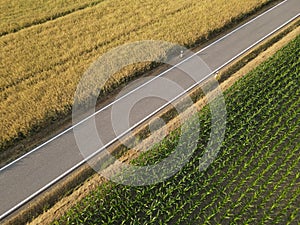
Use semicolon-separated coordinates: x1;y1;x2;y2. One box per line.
0;0;104;35
0;0;270;150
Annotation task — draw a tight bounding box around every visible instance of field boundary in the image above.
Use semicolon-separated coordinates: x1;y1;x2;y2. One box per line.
0;0;105;37
3;13;299;225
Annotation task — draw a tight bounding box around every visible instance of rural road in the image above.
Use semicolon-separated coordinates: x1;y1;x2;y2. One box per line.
0;0;299;220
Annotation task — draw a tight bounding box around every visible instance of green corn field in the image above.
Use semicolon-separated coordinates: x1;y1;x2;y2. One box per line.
53;34;300;224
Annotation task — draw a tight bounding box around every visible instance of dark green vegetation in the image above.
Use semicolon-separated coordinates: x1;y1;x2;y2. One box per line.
54;35;300;224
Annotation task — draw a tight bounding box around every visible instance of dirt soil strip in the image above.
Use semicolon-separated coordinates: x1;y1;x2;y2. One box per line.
24;20;300;225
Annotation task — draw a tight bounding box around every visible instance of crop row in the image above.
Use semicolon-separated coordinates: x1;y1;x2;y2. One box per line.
174;79;300;224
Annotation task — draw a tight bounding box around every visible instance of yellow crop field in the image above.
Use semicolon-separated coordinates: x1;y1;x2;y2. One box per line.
0;0;104;35
0;0;271;151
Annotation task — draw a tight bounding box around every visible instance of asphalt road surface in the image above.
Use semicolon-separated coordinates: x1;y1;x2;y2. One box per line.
0;0;299;220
